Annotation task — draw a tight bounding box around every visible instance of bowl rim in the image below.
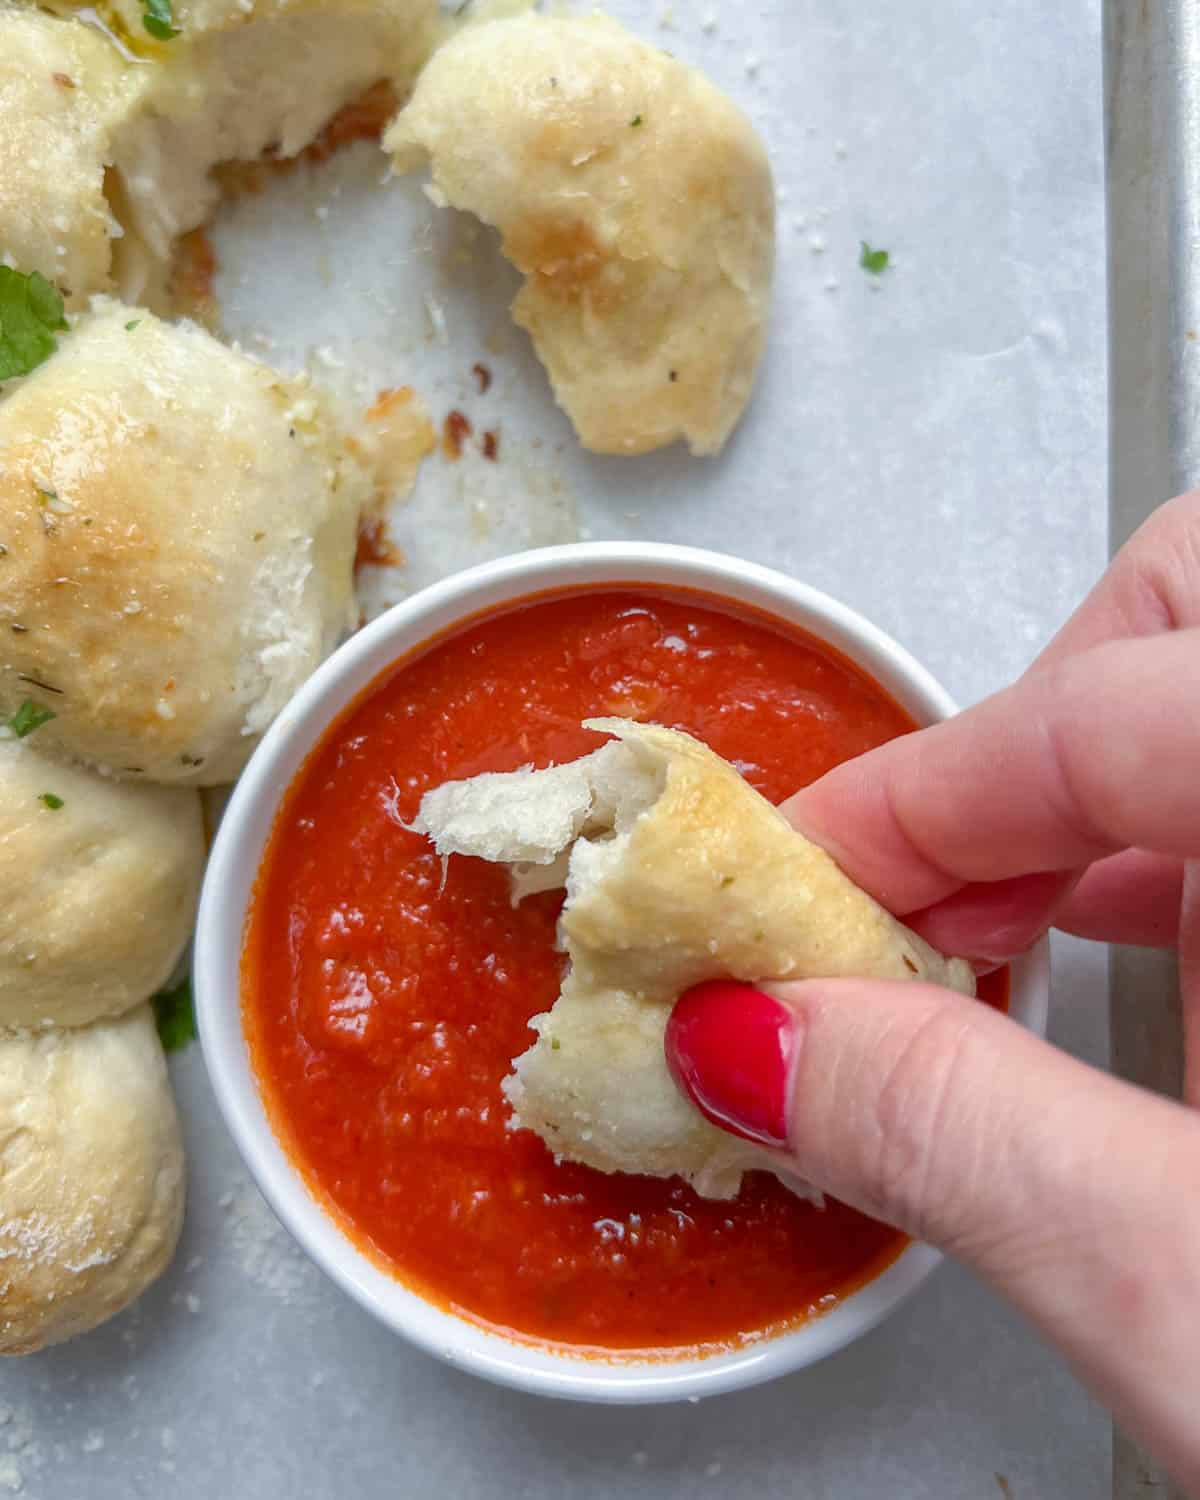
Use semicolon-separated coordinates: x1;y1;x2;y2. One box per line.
194;541;1050;1405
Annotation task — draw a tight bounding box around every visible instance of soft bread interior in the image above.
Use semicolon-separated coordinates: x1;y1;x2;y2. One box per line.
415;718;974;1200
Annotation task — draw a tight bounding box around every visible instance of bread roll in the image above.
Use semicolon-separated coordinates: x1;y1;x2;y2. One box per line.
415;719;974;1199
0;742;203;1029
0;298;364;783
0;1006;185;1354
386;14;775;457
0;6;133;301
2;0;436;308
103;0;438;302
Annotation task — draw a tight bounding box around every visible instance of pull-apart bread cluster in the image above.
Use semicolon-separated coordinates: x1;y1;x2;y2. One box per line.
416;720;974;1201
0;0;779;1353
0;299;367;1352
0;0;415;1342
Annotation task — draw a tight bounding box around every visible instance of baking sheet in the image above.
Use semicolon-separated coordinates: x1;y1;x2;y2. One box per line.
1106;3;1193;1494
0;1;1110;1495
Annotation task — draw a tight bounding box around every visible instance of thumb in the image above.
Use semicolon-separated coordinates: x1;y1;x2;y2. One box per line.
665;977;1200;1488
666;975;1173;1265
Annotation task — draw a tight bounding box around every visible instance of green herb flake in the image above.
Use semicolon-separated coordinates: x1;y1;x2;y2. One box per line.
143;0;178;40
859;241;890;276
550;1037;562;1051
6;699;56;739
0;269;67;383
630;114;643;127
38;793;63;810
125;319;141;332
152;975;196;1052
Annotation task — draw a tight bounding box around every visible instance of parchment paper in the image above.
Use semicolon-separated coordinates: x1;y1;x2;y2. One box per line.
0;2;1109;1495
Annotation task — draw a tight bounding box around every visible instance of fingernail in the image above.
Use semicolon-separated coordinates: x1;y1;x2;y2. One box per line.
665;980;797;1149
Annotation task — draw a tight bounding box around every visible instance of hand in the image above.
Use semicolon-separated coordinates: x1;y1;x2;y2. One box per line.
665;492;1200;1493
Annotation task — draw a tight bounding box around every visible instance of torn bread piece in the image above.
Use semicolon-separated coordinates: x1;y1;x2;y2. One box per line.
386;13;775;457
415;719;975;1200
1;0;436;309
103;0;438;307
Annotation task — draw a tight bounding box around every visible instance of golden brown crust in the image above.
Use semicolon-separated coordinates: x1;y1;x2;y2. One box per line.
386;13;775;456
0;300;362;783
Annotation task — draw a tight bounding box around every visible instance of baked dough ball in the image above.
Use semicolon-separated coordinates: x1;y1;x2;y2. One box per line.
386;14;775;456
0;6;133;301
103;0;438;302
0;1006;185;1354
416;719;974;1199
0;742;203;1029
0;298;365;784
3;0;435;307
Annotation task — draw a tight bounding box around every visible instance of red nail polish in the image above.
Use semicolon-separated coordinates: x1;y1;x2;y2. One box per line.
665;981;797;1149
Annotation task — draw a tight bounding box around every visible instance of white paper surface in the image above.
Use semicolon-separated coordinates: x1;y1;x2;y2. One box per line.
0;1;1110;1495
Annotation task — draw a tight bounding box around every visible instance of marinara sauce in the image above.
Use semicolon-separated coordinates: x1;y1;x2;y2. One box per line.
244;589;1006;1354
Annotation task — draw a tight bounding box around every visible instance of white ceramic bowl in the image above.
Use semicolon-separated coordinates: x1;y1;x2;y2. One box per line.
195;542;1049;1404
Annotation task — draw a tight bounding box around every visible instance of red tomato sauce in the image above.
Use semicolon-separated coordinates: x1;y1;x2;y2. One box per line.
244;588;1007;1355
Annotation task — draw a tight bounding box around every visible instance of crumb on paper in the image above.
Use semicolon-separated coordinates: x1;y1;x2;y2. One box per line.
424;292;448;345
352;386;436;513
442;409;472;461
808;234;826;254
481;430;499;461
169;227;219;327
225;1181;319;1303
356;514;406;572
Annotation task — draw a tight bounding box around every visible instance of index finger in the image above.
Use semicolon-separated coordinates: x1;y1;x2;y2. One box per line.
782;629;1200;915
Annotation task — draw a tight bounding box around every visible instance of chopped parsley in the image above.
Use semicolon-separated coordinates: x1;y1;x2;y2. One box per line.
38;793;63;810
125;319;141;332
630;114;643;127
152;975;197;1052
0;269;67;383
6;699;56;739
143;0;178;40
859;241;890;276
